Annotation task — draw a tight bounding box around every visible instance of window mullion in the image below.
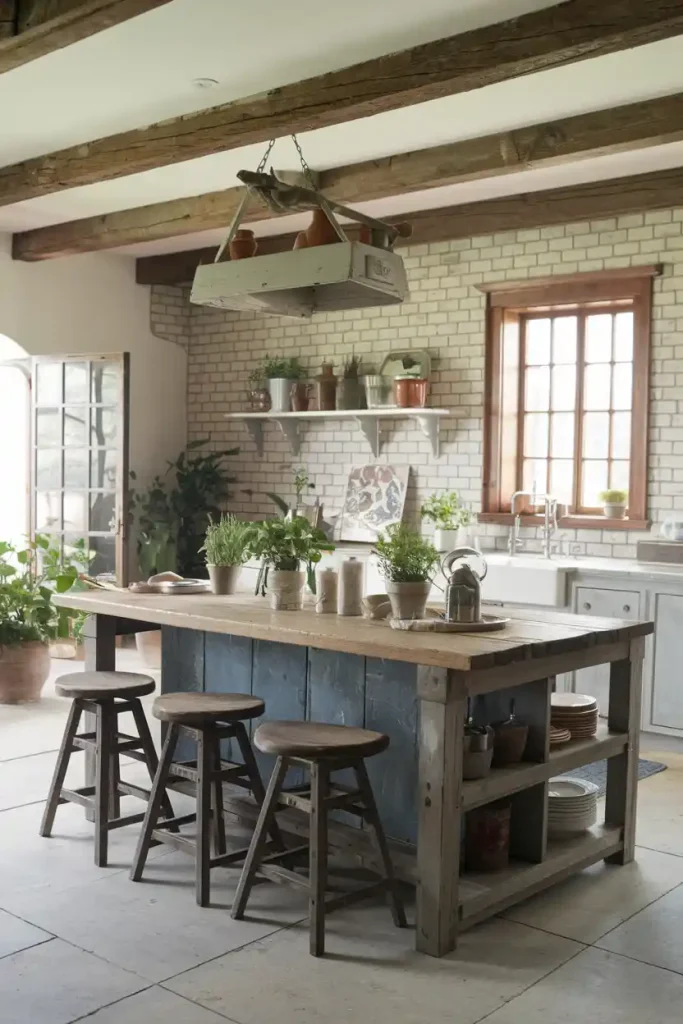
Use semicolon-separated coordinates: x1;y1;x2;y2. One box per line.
573;313;586;514
516;316;527;499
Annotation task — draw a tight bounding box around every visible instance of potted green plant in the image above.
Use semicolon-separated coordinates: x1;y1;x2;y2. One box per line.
0;536;81;703
337;355;364;410
420;490;474;552
374;524;440;621
253;355;307;413
599;489;628;519
249;517;334;610
201;514;253;595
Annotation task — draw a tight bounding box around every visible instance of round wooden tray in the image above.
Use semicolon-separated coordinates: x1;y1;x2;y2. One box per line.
390;614;510;633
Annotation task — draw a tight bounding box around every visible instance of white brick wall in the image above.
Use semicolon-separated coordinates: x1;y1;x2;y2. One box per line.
151;208;683;559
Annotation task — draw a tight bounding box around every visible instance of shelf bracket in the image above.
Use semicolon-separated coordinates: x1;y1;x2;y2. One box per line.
244;419;264;457
274;417;301;456
416;415;441;458
355;416;380;457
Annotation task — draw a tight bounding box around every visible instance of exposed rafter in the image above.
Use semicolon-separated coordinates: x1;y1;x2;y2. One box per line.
2;0;683;204
134;165;683;286
0;0;171;74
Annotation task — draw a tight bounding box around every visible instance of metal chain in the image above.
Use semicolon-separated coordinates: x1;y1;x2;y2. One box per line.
290;133;318;188
255;138;276;173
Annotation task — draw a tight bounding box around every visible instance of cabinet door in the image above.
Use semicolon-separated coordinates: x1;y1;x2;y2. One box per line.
573;586;641;715
651;593;683;730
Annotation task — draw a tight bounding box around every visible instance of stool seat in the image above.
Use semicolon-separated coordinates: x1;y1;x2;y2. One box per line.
55;671;156;700
255;720;389;760
153;692;265;725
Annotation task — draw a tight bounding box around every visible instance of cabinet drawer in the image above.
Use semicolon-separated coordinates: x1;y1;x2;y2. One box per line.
575;587;641;620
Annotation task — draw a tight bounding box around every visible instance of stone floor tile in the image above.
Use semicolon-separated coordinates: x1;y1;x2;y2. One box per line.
597;880;683;975
0;907;51;959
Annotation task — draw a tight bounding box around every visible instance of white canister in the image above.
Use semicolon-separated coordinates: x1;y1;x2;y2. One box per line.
338;557;364;616
315;568;338;613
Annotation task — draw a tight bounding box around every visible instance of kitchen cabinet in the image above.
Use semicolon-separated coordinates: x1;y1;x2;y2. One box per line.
650;592;683;731
573;586;642;716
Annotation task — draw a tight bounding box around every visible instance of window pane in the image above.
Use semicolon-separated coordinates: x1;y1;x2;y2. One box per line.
36;491;62;531
551;364;576;411
612;362;633;410
584;363;611;410
524;366;550;411
64;362;88;404
89;536;116;576
523;458;548;497
91;363;119;405
552;316;577;364
36;449;61;490
611;460;630;493
91;450;118;491
90;407;118;447
551;412;574;458
582;460;608;507
64;407;87;447
612;412;631;460
614;311;634;362
36;408;61;446
585;314;613;362
89;492;116;533
549;459;574;504
35;363;62;406
524;413;549;458
63;492;87;532
582;411;610;459
64;449;88;489
525;318;551;364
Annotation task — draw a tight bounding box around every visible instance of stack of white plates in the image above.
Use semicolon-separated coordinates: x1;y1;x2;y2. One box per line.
547;776;598;836
551;693;599;739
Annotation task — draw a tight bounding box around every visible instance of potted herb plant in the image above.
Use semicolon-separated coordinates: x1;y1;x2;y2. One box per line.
599;489;628;520
249;516;334;610
337;355;363;410
252;355;307;413
421;490;474;552
374;524;440;621
0;536;81;703
201;514;253;595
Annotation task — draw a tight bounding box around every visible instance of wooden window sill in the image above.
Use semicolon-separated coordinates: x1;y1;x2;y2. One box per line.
478;513;650;531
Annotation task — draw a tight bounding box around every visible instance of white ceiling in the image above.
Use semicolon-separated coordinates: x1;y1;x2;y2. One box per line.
2;0;683;257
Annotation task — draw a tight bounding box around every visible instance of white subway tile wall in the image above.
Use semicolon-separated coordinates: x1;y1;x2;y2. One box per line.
150;209;683;559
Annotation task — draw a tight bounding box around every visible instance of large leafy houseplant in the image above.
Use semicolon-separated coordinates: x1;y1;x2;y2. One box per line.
249;517;334;599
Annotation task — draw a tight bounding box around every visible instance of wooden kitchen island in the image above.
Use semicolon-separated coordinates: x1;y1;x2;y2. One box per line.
55;589;653;957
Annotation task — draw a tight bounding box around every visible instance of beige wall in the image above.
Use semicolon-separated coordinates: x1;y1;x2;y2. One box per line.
157;207;683;560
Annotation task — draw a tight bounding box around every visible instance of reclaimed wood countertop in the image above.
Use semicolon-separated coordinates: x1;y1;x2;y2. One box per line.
55;589;653;673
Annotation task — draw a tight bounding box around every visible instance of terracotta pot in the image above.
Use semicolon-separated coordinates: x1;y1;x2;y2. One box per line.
385;580;431;621
465;800;511;872
0;641;50;704
394;376;429;408
229;229;257;260
293;231;309;250
305;209;338;247
135;630;161;669
208;564;241;595
269;569;306;611
492;721;529;766
291;381;311;412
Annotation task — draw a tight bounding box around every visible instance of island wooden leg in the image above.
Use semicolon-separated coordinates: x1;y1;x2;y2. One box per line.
82;614;117;821
416;666;466;957
605;636;645;865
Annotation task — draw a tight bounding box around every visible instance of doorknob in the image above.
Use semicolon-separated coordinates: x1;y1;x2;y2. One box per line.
583;602;591;610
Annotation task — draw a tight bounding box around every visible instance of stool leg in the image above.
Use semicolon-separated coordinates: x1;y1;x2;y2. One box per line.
39;700;83;838
109;729;121;822
211;731;227;857
196;729;213;907
234;721;286;851
130;723;179;882
309;761;329;957
129;699;177;829
94;703;115;867
231;756;289;921
354;760;407;929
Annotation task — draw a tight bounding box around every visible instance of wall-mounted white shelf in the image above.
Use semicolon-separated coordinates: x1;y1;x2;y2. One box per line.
224;408;452;458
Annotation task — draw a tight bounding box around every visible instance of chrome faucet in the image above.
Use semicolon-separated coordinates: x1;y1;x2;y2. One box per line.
508;490;534;555
508;490;558;559
542;496;558;559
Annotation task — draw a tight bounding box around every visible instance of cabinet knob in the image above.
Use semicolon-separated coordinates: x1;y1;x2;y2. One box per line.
583;602;591;610
623;604;630;613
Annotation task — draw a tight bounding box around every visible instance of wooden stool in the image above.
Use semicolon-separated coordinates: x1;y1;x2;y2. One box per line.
231;720;407;957
40;671;174;867
130;692;283;907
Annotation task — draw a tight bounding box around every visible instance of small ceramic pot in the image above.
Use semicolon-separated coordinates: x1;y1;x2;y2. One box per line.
394;376;429;408
305;209;338;247
434;527;459;553
229;229;257;260
267;377;292;412
492;721;529;766
269;569;306;611
603;504;626;519
208;564;241;595
385;580;432;621
463;727;495;780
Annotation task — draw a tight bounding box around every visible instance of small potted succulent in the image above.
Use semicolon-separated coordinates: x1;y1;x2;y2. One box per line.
201;514;253;595
599;489;628;520
374;524;440;621
249;516;334;610
420;490;474;552
252;356;307;413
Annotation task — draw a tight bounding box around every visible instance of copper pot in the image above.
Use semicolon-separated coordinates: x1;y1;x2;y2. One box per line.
306;209;338;247
394;376;429;408
229;229;257;260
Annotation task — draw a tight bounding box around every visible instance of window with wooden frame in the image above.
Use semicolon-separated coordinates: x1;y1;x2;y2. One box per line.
480;266;659;529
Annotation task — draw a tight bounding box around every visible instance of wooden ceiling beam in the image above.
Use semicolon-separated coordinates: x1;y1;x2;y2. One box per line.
14;90;683;261
3;0;683;203
134;164;683;286
0;0;171;74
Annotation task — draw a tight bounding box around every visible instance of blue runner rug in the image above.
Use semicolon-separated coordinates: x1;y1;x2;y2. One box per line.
563;757;666;796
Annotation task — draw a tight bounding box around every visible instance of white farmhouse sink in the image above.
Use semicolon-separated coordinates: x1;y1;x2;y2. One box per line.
481;555;568;608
